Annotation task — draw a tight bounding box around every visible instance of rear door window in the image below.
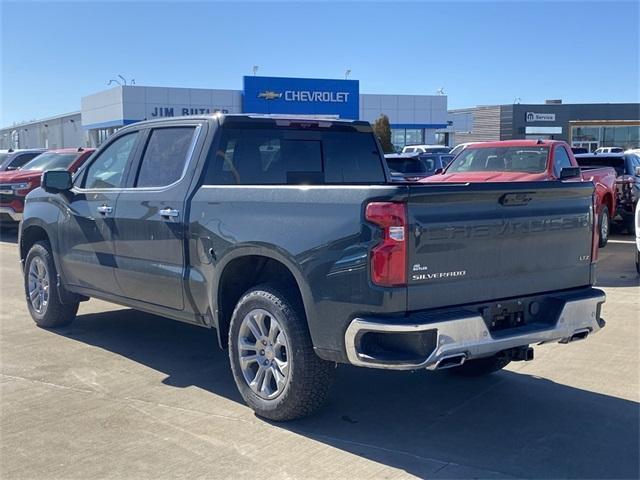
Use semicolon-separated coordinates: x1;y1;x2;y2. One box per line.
135;127;196;187
553;146;573;177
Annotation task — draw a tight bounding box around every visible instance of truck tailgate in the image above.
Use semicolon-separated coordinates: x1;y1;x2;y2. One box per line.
407;181;594;311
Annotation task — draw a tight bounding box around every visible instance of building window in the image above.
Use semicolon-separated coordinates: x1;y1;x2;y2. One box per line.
405;129;424;145
391;129;406;151
571;125;640;150
390;128;425;151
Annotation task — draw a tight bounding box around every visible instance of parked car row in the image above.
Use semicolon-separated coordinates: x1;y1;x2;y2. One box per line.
385;152;454;182
388;140;620;247
0;148;94;224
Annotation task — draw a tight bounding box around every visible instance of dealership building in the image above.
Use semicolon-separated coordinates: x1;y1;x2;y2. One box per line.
0;76;450;151
3;77;638;152
450;101;640;151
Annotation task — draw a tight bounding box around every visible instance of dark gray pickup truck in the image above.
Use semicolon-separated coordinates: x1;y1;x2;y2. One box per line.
20;114;606;420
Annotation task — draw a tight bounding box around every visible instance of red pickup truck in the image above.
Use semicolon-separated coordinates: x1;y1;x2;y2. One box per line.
422;140;617;247
0;147;94;226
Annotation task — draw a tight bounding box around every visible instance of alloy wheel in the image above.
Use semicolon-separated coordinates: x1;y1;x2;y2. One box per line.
28;256;49;314
237;308;290;399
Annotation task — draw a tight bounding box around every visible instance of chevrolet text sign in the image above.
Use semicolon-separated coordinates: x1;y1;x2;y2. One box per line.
243;76;359;119
526;112;556;122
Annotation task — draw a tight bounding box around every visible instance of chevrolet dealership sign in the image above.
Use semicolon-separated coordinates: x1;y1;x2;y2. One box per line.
244;76;359;119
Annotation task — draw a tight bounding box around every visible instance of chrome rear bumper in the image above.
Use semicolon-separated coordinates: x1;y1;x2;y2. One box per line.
345;289;606;370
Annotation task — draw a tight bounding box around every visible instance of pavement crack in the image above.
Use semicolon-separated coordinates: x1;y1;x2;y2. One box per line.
0;373;96;394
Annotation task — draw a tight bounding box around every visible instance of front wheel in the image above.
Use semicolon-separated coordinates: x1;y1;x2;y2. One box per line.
598;206;610;248
24;241;78;328
228;284;335;421
449;354;511;377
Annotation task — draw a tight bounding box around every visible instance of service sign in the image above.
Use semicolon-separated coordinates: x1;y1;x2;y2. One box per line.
526;112;556;122
243;76;359;119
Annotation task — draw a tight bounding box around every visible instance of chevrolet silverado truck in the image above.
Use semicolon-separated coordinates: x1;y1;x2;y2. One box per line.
0;148;94;225
422;140;618;247
19;115;606;420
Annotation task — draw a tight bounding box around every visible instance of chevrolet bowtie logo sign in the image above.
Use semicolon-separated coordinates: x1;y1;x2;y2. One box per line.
257;91;282;100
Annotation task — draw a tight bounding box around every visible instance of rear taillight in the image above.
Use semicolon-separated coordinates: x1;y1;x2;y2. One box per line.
365;202;407;287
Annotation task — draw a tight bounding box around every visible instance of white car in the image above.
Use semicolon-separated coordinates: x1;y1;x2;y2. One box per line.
401;144;451;154
595;147;624;154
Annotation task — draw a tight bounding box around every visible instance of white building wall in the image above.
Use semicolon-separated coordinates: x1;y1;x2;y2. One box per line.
359;93;448;125
121;86;242;122
0;112;86;149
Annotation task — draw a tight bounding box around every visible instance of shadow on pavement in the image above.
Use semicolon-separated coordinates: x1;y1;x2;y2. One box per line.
0;226;18;244
595;236;640;288
53;308;639;479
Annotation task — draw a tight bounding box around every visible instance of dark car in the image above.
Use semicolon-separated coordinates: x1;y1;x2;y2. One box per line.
0;148;46;172
19;114;605;421
575;152;640;232
385;152;454;181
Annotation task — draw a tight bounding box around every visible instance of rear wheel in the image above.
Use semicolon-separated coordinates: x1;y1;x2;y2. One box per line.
449;354;511;377
228;284;335;421
24;241;78;328
636;250;640;275
598;206;610;248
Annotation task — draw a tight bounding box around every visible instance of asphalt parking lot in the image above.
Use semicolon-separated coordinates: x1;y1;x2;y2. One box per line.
0;229;638;479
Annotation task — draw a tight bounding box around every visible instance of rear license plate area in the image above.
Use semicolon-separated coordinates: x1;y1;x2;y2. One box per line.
483;301;526;332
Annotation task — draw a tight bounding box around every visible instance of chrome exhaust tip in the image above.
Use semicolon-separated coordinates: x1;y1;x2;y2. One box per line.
569;328;590;342
435;353;467;370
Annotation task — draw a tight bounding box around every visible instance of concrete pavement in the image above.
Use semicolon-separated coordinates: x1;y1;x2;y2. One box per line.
1;229;638;479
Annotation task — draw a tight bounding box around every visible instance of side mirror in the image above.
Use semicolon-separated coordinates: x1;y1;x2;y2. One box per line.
560;166;581;180
434;168;444;175
42;170;72;193
635;166;640;176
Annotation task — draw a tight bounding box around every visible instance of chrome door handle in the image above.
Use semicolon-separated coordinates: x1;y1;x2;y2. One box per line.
97;205;113;214
160;207;179;218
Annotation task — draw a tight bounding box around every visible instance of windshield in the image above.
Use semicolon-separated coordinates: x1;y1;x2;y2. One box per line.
386;157;428;175
446;146;549;173
20;152;78;171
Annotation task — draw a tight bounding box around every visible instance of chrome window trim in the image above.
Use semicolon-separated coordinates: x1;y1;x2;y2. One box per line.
73;124;203;194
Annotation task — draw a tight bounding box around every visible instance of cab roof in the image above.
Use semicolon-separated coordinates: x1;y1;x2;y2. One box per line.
123;113;370;129
468;140;565;149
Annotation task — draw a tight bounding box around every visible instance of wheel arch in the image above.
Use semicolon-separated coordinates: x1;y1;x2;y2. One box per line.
20;219;80;304
212;247;315;350
602;192;614;217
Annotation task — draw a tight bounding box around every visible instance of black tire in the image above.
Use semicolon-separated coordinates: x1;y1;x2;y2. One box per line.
24;241;78;328
598;205;610;248
636;250;640;276
448;354;511;377
228;284;335;421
